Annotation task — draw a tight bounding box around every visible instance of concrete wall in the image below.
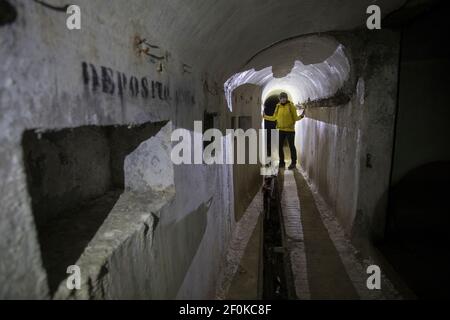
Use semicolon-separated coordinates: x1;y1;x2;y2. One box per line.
230;84;263;221
391;4;450;185
298;99;362;236
227;30;401;252
297;30;400;248
22;127;113;227
0;0;233;299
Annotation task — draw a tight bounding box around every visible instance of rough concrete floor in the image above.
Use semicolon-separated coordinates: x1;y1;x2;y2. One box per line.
288;167;402;299
287;169;358;299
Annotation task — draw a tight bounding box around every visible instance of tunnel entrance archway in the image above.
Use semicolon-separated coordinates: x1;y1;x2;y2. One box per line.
224;36;350;112
263;94;280;119
263;90;293;107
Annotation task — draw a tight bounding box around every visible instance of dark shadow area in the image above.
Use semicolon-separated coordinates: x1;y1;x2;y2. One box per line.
380;161;450;299
263;95;278;158
22;121;166;296
381;0;450;299
263;95;279;117
262;175;290;299
0;0;17;26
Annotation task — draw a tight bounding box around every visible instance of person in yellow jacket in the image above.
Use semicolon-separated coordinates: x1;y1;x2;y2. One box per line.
263;92;306;169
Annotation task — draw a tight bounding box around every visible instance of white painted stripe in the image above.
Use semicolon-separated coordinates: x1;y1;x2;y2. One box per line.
281;170;310;299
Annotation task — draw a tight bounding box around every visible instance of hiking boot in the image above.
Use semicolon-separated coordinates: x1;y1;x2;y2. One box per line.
279;162;286;168
288;163;297;170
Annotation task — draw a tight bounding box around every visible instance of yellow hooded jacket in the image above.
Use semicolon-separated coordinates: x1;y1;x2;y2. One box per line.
263;101;304;132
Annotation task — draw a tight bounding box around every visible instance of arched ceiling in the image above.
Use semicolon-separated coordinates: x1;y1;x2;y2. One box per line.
261;44;350;105
145;0;406;79
224;36;350;110
91;0;405;112
82;0;405;83
243;35;342;77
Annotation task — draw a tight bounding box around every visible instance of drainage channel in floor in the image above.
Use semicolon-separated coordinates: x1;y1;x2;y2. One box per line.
261;175;293;299
217;168;403;300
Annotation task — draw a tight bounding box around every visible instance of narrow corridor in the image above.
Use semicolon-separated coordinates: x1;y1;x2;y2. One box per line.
1;0;449;301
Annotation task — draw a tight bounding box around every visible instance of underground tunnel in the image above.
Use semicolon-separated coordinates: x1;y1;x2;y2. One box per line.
1;0;450;304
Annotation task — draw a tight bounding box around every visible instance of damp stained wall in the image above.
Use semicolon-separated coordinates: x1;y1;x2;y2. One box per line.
0;0;234;299
391;6;450;185
297;30;401;248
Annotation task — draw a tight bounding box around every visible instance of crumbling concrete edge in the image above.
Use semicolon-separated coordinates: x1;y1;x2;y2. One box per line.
52;189;175;299
214;189;263;300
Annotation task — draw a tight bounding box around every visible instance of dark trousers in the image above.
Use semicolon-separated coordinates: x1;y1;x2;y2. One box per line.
264;120;276;157
266;128;273;157
279;131;297;165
